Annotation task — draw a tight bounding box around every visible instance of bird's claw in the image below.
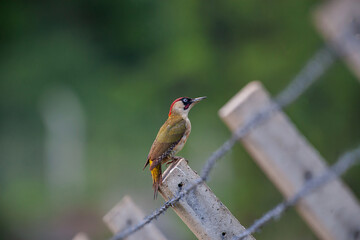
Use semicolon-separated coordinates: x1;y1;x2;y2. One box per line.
166;156;183;166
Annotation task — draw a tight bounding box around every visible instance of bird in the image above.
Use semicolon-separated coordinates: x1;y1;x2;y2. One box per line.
143;96;207;199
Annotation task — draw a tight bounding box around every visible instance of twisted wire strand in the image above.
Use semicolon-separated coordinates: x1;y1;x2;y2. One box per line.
234;145;360;240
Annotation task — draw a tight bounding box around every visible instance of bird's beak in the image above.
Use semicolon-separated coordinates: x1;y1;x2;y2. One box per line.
192;96;207;103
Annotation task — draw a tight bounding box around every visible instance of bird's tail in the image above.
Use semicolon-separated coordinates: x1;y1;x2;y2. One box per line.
149;159;162;199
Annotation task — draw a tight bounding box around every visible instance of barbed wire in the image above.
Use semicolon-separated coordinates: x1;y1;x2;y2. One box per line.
201;46;335;181
233;21;360;239
110;45;336;240
234;145;360;240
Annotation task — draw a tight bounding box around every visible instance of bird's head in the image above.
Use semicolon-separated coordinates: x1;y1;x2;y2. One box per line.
168;96;207;117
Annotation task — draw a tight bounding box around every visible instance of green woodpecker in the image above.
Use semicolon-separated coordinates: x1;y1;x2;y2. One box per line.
143;96;206;198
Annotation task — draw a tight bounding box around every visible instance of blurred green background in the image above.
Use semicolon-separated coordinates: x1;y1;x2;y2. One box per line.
1;1;360;239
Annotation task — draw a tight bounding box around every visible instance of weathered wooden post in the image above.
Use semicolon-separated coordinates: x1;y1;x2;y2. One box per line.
314;0;360;81
219;81;360;240
159;159;255;240
103;195;167;240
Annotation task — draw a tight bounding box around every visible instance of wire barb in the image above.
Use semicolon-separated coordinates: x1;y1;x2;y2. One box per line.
234;145;360;240
110;45;336;240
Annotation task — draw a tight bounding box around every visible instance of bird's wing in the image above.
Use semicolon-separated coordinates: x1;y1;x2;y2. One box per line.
144;118;186;170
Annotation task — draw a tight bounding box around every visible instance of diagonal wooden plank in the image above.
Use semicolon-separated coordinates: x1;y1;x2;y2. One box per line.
160;159;255;240
314;0;360;82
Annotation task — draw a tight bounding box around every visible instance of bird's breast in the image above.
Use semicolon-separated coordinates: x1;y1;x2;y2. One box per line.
173;118;191;153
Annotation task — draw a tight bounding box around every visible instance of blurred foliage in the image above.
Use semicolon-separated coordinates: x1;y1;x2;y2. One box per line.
0;0;359;240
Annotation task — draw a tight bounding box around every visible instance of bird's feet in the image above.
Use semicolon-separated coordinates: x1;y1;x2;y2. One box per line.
166;156;185;166
162;157;189;180
175;156;188;164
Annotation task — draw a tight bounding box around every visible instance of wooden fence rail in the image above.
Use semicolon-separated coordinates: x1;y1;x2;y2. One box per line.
103;196;167;240
314;0;360;82
159;159;255;240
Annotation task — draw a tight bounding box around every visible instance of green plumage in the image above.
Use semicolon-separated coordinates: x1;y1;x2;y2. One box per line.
144;116;186;170
157;117;186;143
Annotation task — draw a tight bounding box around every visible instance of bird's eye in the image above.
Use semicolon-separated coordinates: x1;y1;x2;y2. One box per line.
182;98;188;103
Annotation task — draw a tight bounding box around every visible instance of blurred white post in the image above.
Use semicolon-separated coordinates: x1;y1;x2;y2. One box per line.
72;232;90;240
219;81;360;240
159;159;255;240
103;195;167;240
314;0;360;82
40;87;86;203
